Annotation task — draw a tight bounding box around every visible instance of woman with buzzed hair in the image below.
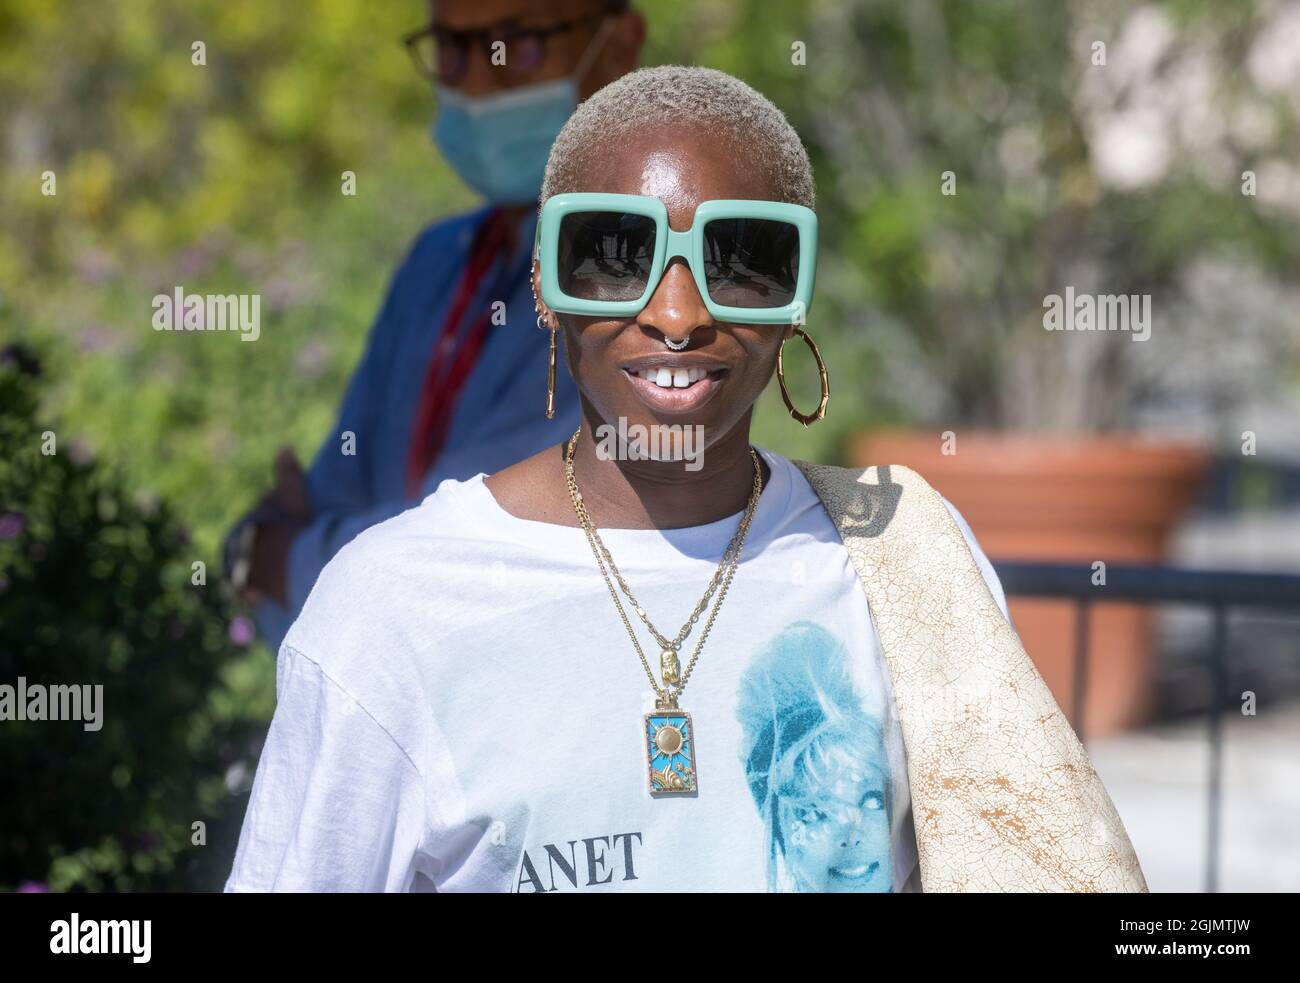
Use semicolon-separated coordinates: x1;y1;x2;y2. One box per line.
226;65;1148;894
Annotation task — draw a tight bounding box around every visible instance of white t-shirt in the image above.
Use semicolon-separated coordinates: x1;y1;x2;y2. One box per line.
225;446;1009;893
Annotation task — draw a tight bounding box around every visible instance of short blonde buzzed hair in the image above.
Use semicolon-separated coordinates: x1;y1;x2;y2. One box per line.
540;64;815;210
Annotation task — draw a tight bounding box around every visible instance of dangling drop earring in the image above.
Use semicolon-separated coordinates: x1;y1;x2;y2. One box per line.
532;267;558;420
545;320;557;420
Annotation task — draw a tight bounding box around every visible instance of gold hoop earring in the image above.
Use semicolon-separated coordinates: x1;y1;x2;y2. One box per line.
545;325;558;420
777;326;830;427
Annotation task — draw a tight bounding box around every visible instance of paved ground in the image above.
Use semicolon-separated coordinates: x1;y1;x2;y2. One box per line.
1086;699;1300;892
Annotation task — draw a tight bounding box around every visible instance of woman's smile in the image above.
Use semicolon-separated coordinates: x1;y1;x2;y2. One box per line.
619;355;730;415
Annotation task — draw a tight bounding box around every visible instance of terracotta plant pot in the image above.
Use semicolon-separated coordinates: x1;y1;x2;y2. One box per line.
849;430;1210;738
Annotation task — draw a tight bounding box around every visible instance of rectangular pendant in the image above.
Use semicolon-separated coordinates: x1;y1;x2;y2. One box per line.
644;709;697;796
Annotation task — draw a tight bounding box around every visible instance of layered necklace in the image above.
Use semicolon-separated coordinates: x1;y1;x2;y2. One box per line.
563;424;764;796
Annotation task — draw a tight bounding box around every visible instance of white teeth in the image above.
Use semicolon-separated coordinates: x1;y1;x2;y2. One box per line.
633;366;713;388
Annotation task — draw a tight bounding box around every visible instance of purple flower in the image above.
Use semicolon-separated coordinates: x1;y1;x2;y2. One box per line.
294;339;331;380
176;245;215;279
74;248;114;285
262;275;307;312
229;616;255;647
0;512;24;540
67;439;96;467
17;881;49;893
78;323;125;355
0;344;41;376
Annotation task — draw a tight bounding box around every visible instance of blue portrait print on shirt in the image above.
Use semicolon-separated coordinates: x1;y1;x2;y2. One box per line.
736;620;893;892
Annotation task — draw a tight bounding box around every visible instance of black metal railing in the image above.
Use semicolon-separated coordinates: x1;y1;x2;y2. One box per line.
990;560;1300;893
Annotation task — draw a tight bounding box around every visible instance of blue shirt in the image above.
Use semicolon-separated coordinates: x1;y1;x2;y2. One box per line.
236;204;581;649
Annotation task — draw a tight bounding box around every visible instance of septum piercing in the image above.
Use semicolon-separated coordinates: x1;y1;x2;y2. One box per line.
532;271;689;351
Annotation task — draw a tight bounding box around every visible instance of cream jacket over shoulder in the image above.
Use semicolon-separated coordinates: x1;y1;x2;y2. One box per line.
793;460;1148;893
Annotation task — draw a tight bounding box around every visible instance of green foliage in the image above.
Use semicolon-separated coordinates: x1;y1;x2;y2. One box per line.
0;350;272;891
0;0;472;562
794;0;1300;433
652;0;1300;439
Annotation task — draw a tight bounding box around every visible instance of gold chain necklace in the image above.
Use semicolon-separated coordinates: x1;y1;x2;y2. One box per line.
563;424;763;795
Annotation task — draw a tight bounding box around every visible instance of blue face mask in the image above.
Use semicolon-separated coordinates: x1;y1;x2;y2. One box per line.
432;22;612;205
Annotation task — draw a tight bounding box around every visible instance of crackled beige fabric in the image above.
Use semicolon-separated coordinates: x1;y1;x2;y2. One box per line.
793;459;1148;893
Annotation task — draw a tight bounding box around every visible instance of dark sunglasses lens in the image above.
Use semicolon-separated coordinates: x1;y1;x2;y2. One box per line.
558;212;657;302
702;219;800;309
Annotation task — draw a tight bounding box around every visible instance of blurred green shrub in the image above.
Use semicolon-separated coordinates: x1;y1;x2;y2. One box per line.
0;346;271;891
0;0;470;564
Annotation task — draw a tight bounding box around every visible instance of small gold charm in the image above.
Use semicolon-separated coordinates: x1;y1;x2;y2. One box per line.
660;648;681;687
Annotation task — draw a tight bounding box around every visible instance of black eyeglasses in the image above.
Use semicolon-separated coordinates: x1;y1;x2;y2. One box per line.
402;7;615;85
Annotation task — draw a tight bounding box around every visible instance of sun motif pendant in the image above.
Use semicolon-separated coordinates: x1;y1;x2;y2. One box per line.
644;709;697;796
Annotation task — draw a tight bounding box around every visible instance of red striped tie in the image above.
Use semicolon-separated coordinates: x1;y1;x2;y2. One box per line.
404;207;513;499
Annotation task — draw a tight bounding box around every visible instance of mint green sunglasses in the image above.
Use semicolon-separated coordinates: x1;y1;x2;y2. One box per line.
536;192;817;324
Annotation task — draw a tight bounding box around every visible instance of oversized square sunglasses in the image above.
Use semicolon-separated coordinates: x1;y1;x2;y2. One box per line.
535;193;817;325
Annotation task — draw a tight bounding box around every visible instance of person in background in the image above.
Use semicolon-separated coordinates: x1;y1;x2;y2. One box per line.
224;0;646;649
